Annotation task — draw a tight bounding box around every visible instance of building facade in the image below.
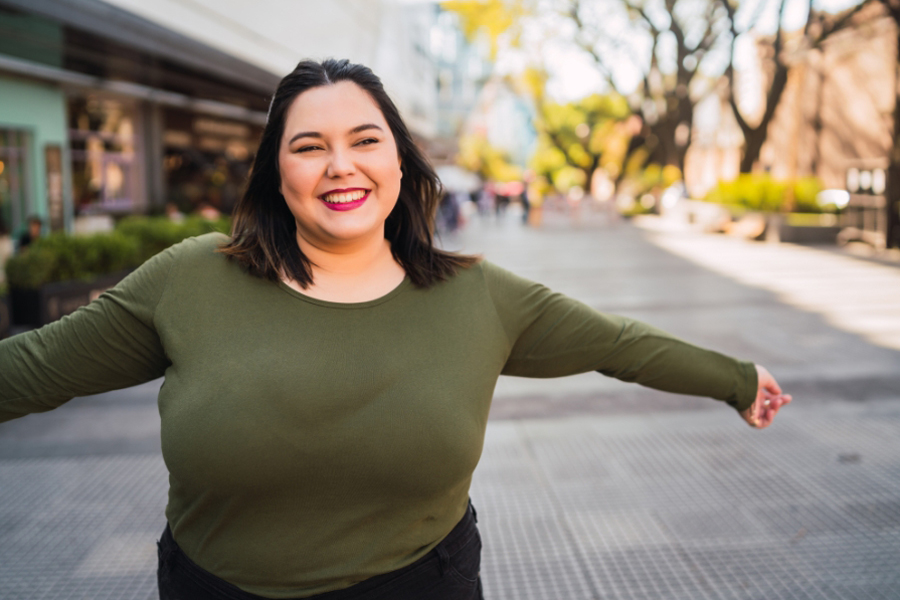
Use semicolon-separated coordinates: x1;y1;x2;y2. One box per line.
685;6;897;247
0;0;445;243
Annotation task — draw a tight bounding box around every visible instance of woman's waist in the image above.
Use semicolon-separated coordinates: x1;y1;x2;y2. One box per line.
165;494;475;597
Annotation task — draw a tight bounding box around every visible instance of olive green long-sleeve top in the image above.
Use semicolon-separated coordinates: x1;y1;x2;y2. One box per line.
0;233;756;598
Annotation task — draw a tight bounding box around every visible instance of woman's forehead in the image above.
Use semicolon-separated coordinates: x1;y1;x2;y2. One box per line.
285;81;386;129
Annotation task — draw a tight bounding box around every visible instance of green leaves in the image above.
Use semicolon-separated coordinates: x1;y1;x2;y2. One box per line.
704;175;823;213
530;93;634;191
5;216;231;289
5;232;138;290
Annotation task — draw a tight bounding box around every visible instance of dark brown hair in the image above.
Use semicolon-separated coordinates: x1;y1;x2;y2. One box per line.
220;58;478;288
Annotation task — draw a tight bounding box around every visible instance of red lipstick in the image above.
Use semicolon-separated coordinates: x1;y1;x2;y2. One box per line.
319;188;370;212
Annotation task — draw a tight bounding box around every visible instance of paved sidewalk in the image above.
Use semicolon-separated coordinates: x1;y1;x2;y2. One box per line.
472;400;900;600
2;213;899;599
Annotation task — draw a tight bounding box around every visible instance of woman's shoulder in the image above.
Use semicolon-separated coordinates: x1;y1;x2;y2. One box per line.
140;232;234;283
174;231;231;255
155;231;230;266
437;259;542;302
467;259;537;290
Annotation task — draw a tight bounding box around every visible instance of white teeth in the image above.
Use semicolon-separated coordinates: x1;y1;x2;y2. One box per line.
323;190;366;203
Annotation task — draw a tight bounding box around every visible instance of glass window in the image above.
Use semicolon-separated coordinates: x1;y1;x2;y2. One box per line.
163;108;260;217
68;95;142;215
0;128;30;235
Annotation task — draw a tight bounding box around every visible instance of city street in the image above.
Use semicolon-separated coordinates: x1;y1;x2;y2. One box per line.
2;210;899;599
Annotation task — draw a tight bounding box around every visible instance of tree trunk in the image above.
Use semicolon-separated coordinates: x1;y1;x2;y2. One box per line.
737;64;789;173
741;126;768;174
888;29;900;248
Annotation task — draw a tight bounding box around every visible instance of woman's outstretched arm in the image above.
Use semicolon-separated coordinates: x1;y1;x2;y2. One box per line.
0;243;178;422
483;261;790;422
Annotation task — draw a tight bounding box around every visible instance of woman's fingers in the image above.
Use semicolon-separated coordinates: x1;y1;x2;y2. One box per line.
754;393;792;428
745;365;791;429
755;364;782;396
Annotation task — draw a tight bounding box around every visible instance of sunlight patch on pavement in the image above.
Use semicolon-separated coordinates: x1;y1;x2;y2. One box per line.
74;535;157;577
647;233;900;352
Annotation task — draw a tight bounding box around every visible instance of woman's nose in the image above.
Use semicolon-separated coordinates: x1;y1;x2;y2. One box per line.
326;148;355;178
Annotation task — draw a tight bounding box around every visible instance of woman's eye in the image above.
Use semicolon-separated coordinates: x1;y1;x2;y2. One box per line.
295;145;321;153
356;138;378;146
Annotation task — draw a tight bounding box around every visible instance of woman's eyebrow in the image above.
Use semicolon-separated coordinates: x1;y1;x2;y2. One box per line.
288;123;383;145
288;131;321;144
349;123;383;135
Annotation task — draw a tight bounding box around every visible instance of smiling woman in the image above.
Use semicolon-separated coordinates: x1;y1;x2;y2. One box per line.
220;60;477;301
0;59;790;600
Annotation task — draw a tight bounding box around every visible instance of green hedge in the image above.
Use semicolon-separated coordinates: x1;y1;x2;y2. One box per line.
5;216;231;290
116;215;231;263
704;175;823;213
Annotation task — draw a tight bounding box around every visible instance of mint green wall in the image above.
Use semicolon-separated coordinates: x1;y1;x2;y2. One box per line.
0;74;71;232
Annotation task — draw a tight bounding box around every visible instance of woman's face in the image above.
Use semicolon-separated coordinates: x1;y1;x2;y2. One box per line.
278;81;403;251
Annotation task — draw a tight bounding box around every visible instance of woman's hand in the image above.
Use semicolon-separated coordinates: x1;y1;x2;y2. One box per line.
740;365;792;429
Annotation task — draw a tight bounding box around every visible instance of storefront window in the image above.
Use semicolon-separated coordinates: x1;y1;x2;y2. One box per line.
163;108;260;216
0;128;30;235
68;95;142;215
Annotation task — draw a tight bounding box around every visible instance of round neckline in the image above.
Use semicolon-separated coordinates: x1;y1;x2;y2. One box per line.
277;275;412;309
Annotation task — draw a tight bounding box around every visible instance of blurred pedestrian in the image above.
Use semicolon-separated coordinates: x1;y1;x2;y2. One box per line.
16;215;42;251
0;59;790;600
165;202;185;223
195;202;221;220
476;184;494;216
437;189;462;234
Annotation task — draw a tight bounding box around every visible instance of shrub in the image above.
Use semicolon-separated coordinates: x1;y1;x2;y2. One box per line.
116;216;231;262
5;232;140;289
704;174;823;213
5;216;232;289
792;176;822;212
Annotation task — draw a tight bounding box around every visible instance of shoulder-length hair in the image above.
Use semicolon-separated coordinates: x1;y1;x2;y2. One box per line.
219;58;478;288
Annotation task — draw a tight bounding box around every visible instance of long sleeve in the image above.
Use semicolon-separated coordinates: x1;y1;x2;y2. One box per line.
482;261;757;411
0;243;178;422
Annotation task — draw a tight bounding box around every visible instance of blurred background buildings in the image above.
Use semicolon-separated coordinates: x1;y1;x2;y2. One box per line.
0;0;488;241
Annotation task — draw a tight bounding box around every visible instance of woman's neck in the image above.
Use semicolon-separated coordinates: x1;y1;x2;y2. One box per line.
284;232;407;303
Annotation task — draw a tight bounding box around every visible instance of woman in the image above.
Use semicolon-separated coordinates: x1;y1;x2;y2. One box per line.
0;59;790;600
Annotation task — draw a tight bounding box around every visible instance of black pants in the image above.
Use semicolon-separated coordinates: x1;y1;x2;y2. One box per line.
157;504;484;600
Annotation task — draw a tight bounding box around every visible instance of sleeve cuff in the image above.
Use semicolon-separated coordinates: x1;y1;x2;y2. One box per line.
732;361;758;413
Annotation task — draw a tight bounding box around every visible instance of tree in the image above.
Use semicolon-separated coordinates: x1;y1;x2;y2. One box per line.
530;97;635;193
723;0;874;174
445;0;730;178
456;132;523;182
564;0;729;175
442;0;528;59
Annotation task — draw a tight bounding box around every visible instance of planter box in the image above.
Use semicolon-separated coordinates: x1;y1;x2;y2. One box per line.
765;214;841;245
10;271;131;328
776;224;841;245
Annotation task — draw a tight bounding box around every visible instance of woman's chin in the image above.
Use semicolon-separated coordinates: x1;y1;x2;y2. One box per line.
300;224;384;248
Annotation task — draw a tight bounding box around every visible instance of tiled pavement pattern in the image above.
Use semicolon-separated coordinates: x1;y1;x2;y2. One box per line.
2;400;899;599
0;455;165;600
471;402;900;600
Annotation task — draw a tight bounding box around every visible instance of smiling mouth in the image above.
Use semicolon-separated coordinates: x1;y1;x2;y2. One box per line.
321;189;369;204
319;189;370;212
